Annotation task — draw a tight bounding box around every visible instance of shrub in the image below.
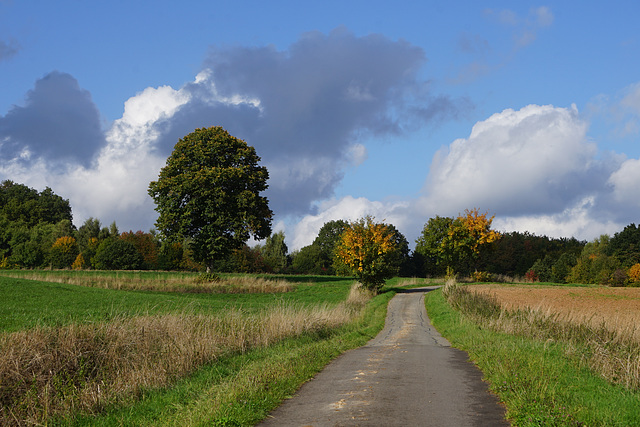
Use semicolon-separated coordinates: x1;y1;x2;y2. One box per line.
628;264;640;286
609;268;629;287
472;270;493;282
525;269;539;283
71;253;85;270
93;238;144;270
158;241;184;271
49;236;79;269
120;231;159;270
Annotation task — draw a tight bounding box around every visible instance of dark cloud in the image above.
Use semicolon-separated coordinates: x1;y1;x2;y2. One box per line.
0;71;106;168
154;28;467;216
0;38;20;62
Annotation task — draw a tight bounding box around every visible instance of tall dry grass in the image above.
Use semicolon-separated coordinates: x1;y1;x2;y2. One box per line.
0;271;294;293
0;283;370;425
443;283;640;391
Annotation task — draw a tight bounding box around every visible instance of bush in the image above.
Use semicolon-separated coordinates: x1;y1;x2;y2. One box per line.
120;231;159;270
195;272;221;283
609;268;629;287
93;238;143;270
472;270;493;282
525;269;539;283
49;236;79;269
628;264;640;286
71;253;85;270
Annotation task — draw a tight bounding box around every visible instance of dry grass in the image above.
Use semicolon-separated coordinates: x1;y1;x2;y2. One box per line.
395;277;441;287
471;285;640;342
445;283;640;390
0;283;370;425
0;271;294;293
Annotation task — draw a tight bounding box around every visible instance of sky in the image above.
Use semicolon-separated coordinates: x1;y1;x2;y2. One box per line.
1;0;639;250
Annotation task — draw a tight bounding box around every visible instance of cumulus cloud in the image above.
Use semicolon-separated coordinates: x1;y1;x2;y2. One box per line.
409;103;640;242
0;71;106;169
0;29;465;233
291;103;639;250
492;196;621;240
606;158;640;216
290;196;413;250
420;104;611;216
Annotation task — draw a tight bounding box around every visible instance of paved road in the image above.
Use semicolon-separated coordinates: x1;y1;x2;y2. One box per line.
259;287;509;426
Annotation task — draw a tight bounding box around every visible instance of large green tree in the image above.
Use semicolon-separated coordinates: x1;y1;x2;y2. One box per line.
315;219;349;275
606;223;640;268
148;127;273;271
414;216;454;276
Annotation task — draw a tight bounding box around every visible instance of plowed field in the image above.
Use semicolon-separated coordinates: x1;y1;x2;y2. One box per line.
470;284;640;338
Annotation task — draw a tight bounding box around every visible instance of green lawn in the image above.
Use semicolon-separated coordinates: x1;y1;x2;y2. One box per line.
0;273;354;332
0;271;407;426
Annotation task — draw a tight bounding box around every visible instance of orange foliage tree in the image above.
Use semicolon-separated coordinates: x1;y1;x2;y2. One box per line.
335;216;399;293
628;263;640;285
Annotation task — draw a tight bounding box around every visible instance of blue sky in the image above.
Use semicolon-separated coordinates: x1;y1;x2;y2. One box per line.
1;0;639;249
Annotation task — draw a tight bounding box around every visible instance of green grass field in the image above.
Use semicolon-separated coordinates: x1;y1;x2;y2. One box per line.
0;271;402;426
0;272;352;332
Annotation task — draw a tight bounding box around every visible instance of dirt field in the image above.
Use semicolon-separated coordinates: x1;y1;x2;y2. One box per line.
470;284;640;338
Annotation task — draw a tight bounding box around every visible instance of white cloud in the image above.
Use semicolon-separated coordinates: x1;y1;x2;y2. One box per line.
287;103;637;251
346;143;368;166
608;158;640;208
61;79;204;229
120;85;190;128
493;196;621;241
289;196;412;250
421;104;598;216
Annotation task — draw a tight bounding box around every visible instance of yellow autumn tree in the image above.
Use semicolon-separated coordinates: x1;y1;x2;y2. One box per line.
335;216;399;293
628;263;640;285
441;208;501;273
50;236;79;269
72;253;86;270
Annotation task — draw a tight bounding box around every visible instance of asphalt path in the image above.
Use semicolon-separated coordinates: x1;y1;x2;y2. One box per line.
259;287;509;426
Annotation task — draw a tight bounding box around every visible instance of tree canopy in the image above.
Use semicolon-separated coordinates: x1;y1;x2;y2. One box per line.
148;127;273;271
335;216;400;292
0;180;72;227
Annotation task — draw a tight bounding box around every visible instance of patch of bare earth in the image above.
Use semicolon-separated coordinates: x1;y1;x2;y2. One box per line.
470;284;640;340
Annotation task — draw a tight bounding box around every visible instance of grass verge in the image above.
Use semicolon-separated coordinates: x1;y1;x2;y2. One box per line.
0;272;392;426
58;287;393;426
426;285;640;426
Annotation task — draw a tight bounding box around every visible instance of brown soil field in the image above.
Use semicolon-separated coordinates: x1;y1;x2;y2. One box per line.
469;284;640;339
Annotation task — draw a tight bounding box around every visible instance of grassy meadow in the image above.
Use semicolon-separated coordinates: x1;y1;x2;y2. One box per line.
427;281;640;426
9;268;640;426
0;271;406;426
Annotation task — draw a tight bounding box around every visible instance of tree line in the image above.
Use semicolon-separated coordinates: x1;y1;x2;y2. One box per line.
0;180;192;271
2;126;639;288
